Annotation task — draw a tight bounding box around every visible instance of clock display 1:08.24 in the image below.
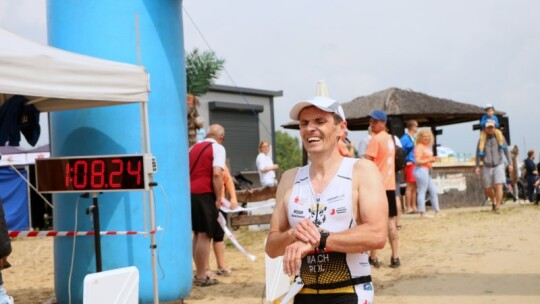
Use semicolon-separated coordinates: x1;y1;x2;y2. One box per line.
35;155;147;192
65;158;143;189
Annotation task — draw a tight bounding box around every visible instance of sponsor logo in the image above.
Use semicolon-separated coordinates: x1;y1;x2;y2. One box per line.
336;206;347;214
330;209;336;215
327;194;345;203
294;196;307;205
308;204;327;226
291;209;305;219
306;253;330;273
363;283;373;291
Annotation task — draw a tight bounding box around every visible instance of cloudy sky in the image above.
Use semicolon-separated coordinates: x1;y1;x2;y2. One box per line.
2;1;539;157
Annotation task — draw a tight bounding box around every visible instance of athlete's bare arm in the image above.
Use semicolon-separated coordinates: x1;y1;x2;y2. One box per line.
323;159;388;253
212;166;224;208
265;168;321;259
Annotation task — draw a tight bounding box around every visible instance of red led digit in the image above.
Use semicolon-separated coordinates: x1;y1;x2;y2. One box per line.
65;162;71;188
90;160;105;188
127;160;142;185
72;160;88;189
109;158;123;188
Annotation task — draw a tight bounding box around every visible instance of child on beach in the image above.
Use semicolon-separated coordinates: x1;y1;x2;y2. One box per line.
478;104;506;156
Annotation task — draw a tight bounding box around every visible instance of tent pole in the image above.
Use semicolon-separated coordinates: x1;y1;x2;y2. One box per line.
140;101;159;304
135;12;158;303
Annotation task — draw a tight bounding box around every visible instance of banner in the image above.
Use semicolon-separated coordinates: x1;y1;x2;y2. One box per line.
0;167;29;230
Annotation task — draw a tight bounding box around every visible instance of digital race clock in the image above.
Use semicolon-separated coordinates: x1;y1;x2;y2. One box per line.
35;154;156;193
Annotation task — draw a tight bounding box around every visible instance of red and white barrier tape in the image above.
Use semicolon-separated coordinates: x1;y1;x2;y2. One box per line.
9;227;162;238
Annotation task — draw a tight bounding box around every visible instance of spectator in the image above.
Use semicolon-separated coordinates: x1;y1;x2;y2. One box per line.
475;122;513;213
536;158;540;204
189;124;226;287
209;165;238;277
510;146;521;202
400;120;418;214
357;126;372;158
478;104;506;156
364;110;401;268
392;133;404;230
414;128;444;218
256;140;279;187
338;130;355;157
524;149;537;203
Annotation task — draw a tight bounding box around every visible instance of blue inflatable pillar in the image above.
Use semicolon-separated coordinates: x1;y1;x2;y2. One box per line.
47;0;191;302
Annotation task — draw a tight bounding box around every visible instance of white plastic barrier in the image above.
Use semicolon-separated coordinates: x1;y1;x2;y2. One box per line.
83;266;139;304
265;246;291;303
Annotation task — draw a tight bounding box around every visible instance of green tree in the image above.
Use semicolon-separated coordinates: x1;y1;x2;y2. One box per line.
185;48;225;147
185;48;225;97
276;131;302;172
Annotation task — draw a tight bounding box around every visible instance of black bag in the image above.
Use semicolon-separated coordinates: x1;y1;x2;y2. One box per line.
392;136;406;173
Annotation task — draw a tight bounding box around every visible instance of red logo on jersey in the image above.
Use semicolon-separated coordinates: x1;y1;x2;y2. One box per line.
330;208;336;215
294;196;300;203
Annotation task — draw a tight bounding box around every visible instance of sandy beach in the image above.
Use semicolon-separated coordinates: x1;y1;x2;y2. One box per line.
4;202;540;304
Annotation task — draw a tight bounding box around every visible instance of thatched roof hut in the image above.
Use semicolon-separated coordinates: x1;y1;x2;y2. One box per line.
341;87;502;131
281;87;511;159
283;87;506;133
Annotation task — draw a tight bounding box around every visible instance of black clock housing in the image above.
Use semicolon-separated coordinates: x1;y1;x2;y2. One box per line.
36;155;148;193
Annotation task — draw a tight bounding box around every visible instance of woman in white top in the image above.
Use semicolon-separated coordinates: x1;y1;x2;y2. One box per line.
256;140;279;187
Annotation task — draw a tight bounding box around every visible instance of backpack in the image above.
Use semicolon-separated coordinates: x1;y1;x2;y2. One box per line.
392;136;406;173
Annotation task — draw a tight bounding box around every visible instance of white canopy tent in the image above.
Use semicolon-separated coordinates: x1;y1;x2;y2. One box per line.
0;27;160;303
0;27;149;110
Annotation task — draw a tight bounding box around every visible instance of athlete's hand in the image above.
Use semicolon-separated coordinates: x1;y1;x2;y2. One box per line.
283;241;313;276
291;218;320;246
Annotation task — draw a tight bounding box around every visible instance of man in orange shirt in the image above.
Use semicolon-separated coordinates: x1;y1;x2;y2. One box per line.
364;110;400;268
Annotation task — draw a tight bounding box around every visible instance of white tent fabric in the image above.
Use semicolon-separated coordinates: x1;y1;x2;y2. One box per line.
0;27;149;112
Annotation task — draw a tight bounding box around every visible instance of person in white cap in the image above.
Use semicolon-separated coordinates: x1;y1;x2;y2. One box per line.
265;96;388;304
478;104;506;156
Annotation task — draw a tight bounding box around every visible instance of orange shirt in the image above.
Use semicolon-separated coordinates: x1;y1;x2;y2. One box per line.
365;131;395;190
414;143;433;169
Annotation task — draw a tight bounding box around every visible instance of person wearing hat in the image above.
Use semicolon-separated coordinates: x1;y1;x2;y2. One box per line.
478;104;506;156
363;110;401;269
475;119;513;213
265;96;388;304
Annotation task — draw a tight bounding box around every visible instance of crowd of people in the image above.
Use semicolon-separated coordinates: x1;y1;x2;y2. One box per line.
189;96;531;303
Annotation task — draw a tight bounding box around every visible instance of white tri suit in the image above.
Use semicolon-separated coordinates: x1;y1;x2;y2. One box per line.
287;157;374;304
